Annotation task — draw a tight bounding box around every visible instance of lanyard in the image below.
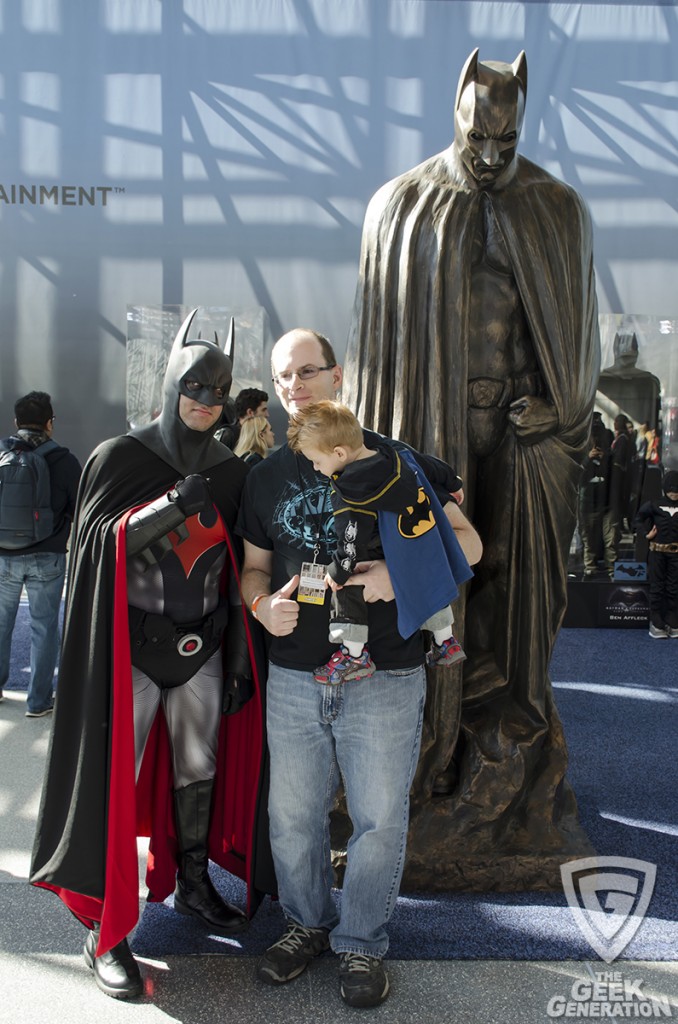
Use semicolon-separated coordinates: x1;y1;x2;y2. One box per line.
295;454;331;563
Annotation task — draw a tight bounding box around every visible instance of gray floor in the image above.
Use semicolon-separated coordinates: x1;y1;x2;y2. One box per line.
1;688;677;1024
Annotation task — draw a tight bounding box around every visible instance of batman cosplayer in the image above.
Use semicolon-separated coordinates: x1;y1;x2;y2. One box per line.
344;51;600;886
30;311;273;998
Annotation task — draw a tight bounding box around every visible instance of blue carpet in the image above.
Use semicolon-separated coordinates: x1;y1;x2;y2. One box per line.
8;607;678;959
133;627;678;961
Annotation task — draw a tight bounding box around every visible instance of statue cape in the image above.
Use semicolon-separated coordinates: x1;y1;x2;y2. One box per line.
344;152;601;878
346;152;600;705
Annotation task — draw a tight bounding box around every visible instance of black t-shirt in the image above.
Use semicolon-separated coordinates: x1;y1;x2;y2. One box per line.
236;441;425;672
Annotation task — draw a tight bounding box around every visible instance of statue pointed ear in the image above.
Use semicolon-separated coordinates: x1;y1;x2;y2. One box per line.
175;308;199;349
455;47;480;110
224;317;235;361
512;51;527;96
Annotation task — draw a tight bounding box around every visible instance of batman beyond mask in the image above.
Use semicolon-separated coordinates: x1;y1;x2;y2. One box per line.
176;351;232;408
131;309;235;476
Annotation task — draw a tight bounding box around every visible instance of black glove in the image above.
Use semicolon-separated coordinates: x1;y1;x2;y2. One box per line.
172;474;213;518
222;673;254;715
221;603;254;714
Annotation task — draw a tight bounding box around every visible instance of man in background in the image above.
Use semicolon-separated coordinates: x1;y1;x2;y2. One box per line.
0;391;81;715
604;413;633;574
236;387;269;422
578;413;611;578
216;387;269;449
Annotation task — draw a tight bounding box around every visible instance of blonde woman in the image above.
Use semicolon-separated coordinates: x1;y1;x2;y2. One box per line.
234;415;274;466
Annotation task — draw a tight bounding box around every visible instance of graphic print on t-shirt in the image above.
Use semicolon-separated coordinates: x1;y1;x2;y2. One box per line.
272;477;335;553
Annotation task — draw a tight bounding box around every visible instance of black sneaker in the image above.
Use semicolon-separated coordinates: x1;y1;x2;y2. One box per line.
339;952;390;1007
25;704;54;718
649;622;669;639
256;921;330;984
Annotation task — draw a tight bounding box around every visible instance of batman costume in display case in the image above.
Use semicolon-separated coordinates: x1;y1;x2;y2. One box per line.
30;310;274;999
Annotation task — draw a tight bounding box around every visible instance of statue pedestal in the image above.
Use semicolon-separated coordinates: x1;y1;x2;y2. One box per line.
331;689;594;892
399;765;594;891
401;852;592;892
332;806;593;892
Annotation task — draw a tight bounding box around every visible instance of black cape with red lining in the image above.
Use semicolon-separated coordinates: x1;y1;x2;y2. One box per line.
30;433;275;955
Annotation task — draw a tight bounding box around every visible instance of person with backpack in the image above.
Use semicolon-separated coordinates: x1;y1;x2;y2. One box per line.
0;391;81;715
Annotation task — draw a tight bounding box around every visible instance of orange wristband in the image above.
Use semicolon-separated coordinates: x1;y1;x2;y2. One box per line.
251;593;267;620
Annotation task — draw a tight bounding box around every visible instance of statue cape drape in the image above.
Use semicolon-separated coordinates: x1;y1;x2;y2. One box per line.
344;152;600;883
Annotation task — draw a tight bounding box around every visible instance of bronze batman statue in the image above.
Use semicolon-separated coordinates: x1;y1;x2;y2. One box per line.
345;49;600;889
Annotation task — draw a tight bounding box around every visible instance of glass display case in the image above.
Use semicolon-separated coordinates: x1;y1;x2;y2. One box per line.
565;314;678;627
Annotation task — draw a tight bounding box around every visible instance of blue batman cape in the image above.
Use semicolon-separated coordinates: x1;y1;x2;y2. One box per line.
378;448;473;639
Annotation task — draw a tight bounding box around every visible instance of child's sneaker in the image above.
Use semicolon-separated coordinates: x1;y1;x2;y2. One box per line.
314;645;376;685
427;635;467;667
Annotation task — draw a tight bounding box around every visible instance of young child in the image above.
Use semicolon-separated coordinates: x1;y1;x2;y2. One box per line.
287;400;473;684
634;469;678;639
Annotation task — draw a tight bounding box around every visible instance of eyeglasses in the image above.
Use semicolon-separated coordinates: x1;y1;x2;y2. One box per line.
271;364;336;387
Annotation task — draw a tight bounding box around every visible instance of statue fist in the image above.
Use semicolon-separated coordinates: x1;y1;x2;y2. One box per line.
507;395;559;445
172;474;213;517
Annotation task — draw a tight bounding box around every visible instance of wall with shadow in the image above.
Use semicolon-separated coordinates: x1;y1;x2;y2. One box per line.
0;1;676;462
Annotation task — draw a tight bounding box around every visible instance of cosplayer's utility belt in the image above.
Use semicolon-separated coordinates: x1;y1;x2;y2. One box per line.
649;541;678;553
128;601;229;688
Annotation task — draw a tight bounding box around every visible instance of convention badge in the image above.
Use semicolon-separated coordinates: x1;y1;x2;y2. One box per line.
297;560;328;605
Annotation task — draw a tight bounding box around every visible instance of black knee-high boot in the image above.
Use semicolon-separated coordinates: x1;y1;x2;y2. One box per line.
173;778;248;935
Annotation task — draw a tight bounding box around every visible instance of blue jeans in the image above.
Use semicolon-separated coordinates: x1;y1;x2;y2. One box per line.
266;662;426;957
0;552;65;712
